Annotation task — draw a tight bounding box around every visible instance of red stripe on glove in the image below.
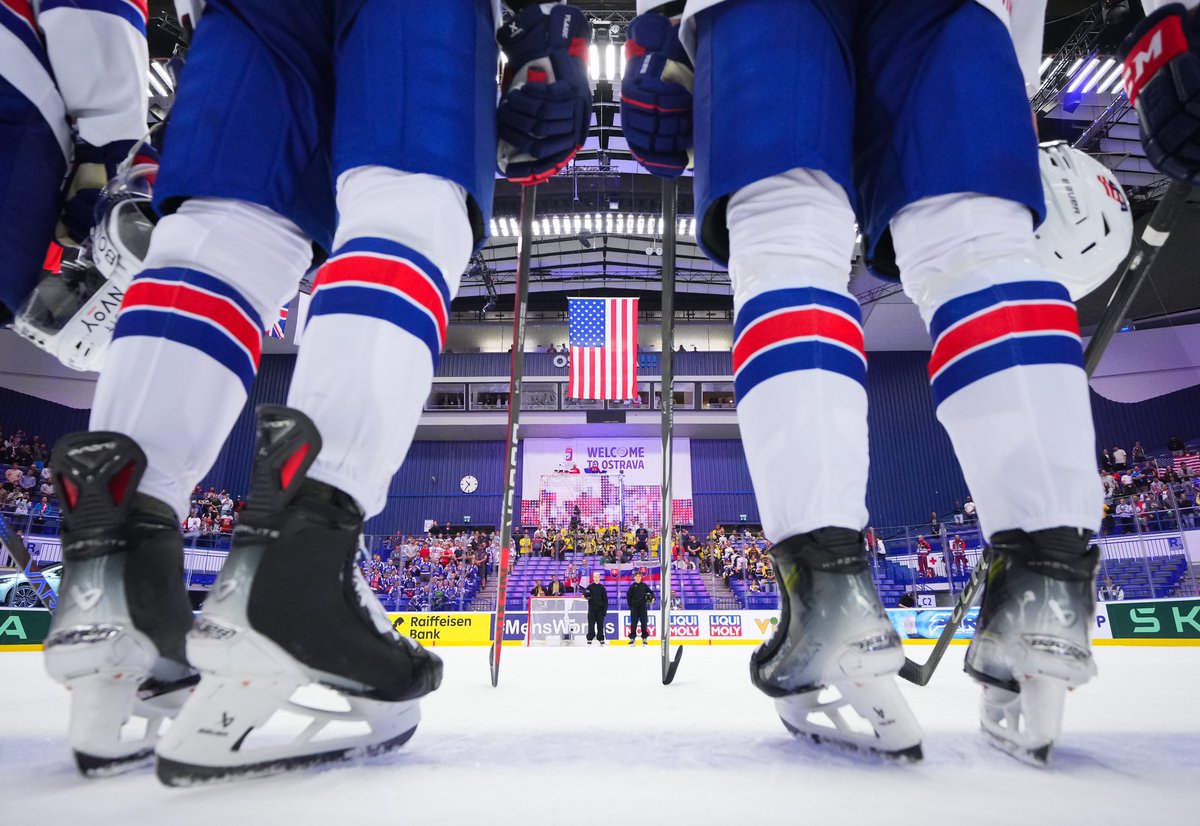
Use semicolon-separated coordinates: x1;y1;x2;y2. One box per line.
1122;15;1189;105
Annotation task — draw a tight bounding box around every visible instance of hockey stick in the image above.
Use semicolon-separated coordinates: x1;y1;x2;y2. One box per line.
490;184;537;688
898;179;1194;687
898;547;988;686
1083;180;1191;375
658;178;683;685
0;513;56;609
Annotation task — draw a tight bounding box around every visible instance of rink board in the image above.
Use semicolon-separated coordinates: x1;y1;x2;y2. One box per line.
3;598;1198;650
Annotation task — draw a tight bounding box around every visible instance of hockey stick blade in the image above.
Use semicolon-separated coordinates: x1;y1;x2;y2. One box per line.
899;180;1193;687
662;645;683;685
898;550;989;686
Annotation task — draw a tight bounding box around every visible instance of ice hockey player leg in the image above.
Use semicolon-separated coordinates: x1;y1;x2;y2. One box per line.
43;433;197;777
154;408;442;785
891;192;1101;764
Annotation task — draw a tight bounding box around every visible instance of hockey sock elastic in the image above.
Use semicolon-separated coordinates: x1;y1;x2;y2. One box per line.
892;194;1101;536
726;168;868;540
90;198;313;520
286;166;472;517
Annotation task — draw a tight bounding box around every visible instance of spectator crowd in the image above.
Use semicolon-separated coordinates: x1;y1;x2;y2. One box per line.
359;528;495;610
184;486;245;539
1098;438;1200;535
2;427;59;530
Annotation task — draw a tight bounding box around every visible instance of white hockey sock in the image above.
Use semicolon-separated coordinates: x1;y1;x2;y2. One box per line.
287;167;472;518
726;169;867;541
90;198;313;520
892;194;1102;538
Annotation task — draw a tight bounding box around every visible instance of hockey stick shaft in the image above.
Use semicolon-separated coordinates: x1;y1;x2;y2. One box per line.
491;184;537;688
0;512;32;571
1084;180;1191;375
899;180;1193;687
658;178;683;684
0;513;55;609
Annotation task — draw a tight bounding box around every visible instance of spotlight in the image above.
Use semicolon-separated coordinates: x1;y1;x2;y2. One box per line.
1103;0;1130;25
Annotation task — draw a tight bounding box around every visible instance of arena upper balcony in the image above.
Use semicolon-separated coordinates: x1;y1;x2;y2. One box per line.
417;349;740;440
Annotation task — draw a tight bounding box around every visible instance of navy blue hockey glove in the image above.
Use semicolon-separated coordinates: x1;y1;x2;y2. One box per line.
620;13;693;177
496;4;592;185
1121;5;1200;185
56;139;158;247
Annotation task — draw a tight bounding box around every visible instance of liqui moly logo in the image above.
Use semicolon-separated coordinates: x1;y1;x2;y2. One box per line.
709;614;743;637
670;614;700;638
622;614;658;638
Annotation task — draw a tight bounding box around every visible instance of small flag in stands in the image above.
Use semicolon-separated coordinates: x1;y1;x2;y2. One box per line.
568;297;638;400
267;306;289;339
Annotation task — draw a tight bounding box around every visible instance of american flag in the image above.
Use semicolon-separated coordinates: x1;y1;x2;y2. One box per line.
568;297;638;399
267;306;288;339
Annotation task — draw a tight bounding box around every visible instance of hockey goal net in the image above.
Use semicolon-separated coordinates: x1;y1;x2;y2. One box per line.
526;597;589;646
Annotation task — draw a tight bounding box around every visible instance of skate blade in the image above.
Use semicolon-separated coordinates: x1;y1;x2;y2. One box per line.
53;664;196;779
75;747;155;778
774;679;923;763
780;716;923;763
156;724;418;787
977;679;1068;767
155;672;423;787
980;723;1052;766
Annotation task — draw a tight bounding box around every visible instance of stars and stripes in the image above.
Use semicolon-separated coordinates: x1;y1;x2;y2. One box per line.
41;0;148;34
267;306;289;339
114;267;264;391
308;238;450;366
732;287;866;400
927;280;1083;406
568;297;638;400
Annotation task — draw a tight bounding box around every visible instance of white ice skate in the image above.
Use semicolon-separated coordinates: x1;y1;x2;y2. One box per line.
752;529;923;761
156;611;423;785
155;407;441;786
966;529;1098;765
43;433;197;777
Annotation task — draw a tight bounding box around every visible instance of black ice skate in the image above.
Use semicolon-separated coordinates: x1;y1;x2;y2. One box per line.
965;528;1098;766
750;528;922;761
155;406;442;786
43;433;198;777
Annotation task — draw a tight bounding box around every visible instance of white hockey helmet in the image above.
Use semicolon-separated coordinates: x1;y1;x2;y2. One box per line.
1034;141;1133;301
12;190;156;372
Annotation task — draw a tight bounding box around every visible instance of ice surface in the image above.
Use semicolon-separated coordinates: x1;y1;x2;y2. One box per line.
2;644;1197;825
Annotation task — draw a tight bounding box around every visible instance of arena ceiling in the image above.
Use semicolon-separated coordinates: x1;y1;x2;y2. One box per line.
141;1;1200;334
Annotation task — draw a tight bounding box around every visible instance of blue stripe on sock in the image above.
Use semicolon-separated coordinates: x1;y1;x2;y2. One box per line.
113;309;257;391
930;334;1084;406
308;285;442;365
734;340;867;401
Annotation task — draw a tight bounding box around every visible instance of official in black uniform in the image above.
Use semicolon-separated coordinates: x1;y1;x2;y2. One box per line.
626;571;654;645
582;572;609;645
